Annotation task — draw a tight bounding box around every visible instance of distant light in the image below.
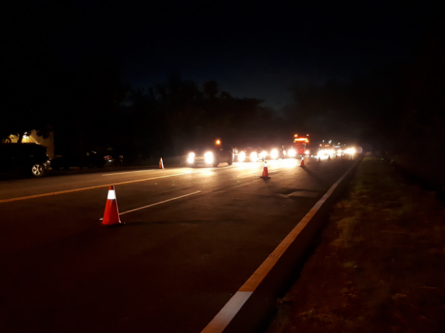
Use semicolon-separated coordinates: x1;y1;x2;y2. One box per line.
187;152;195;164
215;139;221;145
271;149;278;159
205;151;214;164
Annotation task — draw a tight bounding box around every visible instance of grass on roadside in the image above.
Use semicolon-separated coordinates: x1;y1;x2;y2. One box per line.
266;156;445;333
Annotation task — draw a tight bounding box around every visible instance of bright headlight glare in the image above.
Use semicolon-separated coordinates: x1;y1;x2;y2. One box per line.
288;149;296;157
250;152;258;160
204;151;213;164
271;149;278;159
239;152;246;162
304;150;310;155
187;152;195;163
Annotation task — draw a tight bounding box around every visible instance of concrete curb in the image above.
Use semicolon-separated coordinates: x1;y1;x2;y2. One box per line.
201;157;362;333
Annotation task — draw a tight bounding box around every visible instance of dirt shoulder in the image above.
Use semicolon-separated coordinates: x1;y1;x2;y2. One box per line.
266;156;445;333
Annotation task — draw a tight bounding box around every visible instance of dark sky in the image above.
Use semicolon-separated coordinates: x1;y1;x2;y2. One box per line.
9;0;439;108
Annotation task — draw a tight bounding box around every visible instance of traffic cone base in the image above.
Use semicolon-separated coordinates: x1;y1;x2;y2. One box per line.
159;158;164;169
102;186;124;226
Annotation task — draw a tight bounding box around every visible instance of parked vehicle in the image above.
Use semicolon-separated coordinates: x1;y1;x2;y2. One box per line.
0;143;51;177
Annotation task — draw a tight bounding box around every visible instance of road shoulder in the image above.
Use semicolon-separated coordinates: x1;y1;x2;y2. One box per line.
266;156;445;333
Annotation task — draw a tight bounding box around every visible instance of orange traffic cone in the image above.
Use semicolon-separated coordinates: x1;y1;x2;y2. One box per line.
300;157;305;167
328;155;331;161
159;158;164;169
260;161;270;179
102;186;123;226
317;156;321;162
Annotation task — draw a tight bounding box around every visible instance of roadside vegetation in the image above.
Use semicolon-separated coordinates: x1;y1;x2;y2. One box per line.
266;156;445;333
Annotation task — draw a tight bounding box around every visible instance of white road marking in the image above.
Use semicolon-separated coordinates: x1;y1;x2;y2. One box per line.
200;160;360;333
119;191;201;215
102;170;156;176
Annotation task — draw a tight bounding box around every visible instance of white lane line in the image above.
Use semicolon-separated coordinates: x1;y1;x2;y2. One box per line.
102;169;156;176
119;191;201;216
201;160;360;333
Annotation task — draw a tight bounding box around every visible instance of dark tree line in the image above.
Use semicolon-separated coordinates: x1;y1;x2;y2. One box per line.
1;58;269;160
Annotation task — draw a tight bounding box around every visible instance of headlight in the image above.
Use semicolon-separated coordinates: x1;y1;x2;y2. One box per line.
238;151;246;162
318;150;324;157
204;152;213;164
259;151;267;159
271;149;278;159
304;150;310;155
250;152;258;160
288;149;296;157
187;152;195;164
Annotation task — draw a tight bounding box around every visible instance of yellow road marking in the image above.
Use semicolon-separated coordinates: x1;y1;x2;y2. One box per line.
0;168;227;204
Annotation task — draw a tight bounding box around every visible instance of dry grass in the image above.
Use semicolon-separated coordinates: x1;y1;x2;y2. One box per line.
266;157;445;333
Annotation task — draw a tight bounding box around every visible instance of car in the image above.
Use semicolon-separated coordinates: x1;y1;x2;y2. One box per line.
236;147;263;162
185;140;233;167
0;143;50;177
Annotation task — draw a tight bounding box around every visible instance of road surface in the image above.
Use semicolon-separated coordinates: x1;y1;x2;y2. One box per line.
0;157;355;332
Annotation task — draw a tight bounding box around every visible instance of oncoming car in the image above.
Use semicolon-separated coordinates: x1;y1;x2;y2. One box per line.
236;147;263;162
186;140;233;167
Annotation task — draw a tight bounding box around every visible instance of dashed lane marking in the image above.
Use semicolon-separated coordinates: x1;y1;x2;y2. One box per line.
102;169;156;176
119;191;201;215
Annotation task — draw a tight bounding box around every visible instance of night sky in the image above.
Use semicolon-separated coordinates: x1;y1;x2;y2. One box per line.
8;0;438;109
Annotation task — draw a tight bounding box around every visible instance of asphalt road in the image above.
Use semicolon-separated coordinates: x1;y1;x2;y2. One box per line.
0;157;355;333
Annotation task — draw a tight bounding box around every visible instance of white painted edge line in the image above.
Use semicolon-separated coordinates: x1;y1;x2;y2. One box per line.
201;160;360;333
119;191;201;216
201;292;253;333
102;169;156;176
